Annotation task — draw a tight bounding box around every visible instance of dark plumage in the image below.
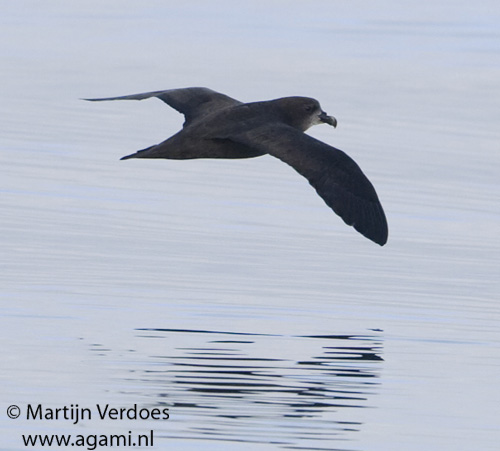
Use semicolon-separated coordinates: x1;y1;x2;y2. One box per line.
85;87;388;245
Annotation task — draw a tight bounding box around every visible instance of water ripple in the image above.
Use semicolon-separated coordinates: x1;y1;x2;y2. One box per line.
96;328;384;450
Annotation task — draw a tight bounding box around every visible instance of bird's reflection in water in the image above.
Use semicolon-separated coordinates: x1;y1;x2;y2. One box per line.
114;328;384;450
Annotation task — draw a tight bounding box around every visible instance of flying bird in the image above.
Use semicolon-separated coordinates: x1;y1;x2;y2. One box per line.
85;87;388;245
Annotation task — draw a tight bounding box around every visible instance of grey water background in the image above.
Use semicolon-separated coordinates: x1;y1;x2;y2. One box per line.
1;1;499;450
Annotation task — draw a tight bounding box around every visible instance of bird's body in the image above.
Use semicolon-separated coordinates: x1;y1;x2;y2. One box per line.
85;87;388;245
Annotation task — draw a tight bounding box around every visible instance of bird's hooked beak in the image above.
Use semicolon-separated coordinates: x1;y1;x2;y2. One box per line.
319;111;337;128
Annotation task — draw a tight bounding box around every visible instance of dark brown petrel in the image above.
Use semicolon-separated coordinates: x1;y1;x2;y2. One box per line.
85;87;388;245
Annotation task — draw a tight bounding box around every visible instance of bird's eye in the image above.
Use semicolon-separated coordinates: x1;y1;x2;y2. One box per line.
304;105;314;112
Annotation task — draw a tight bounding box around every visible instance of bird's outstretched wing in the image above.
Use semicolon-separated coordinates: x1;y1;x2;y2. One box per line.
84;87;242;126
222;124;388;245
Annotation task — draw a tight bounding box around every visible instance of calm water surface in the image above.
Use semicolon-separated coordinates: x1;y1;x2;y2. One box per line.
1;1;499;450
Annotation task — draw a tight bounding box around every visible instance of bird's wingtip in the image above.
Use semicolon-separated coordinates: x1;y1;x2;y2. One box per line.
370;227;389;246
377;236;388;246
120;153;136;160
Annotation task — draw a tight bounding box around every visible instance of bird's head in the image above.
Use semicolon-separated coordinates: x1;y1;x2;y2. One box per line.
276;96;337;131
